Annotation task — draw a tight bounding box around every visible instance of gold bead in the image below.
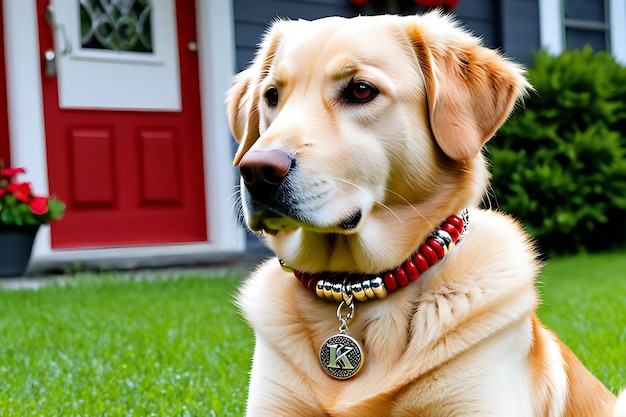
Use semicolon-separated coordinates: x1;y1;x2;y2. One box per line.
370;276;388;299
315;280;325;299
332;282;344;302
351;282;367;302
323;280;334;300
362;279;376;300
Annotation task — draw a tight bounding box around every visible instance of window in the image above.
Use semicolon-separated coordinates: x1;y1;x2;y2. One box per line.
539;0;626;64
562;0;610;51
79;0;153;53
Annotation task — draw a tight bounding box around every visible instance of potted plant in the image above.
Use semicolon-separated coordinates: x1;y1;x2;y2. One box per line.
0;162;65;277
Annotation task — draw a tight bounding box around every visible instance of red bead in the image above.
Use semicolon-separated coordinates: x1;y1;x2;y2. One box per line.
383;271;398;291
403;259;420;281
447;215;464;233
306;277;317;292
427;238;445;259
294;270;303;279
442;223;460;242
395;266;409;287
299;273;310;288
420;244;438;266
412;252;429;272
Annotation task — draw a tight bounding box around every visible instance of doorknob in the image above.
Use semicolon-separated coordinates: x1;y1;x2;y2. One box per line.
44;4;72;56
44;49;56;77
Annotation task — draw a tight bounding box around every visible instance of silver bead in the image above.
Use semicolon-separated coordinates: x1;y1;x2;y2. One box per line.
430;231;450;257
343;283;354;304
433;229;452;248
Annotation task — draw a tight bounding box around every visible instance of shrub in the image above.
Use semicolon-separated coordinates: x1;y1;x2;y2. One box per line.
489;47;626;254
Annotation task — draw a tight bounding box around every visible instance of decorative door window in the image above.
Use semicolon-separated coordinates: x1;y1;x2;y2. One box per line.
79;0;153;53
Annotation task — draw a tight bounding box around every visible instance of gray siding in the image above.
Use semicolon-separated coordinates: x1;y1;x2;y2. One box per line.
455;0;501;49
233;0;540;70
233;0;354;71
499;0;540;65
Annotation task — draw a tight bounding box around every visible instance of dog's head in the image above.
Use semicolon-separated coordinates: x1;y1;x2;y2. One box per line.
227;13;529;273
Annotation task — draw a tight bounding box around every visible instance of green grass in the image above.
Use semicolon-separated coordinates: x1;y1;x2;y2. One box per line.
537;251;626;393
0;253;624;416
0;272;253;416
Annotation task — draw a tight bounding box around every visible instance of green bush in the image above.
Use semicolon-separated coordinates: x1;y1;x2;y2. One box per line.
489;47;626;253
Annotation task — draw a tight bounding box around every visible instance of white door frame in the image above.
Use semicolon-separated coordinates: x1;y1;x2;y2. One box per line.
2;0;245;268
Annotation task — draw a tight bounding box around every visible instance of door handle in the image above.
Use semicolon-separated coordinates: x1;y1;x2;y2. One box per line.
44;4;72;56
44;49;56;77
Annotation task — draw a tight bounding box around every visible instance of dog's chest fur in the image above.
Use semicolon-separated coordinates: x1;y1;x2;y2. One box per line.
239;209;549;416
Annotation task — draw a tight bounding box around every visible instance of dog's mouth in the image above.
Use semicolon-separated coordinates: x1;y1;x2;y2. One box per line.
338;210;362;231
249;208;363;235
249;211;299;235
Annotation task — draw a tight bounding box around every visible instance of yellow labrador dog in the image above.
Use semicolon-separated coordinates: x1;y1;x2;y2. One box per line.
227;12;626;417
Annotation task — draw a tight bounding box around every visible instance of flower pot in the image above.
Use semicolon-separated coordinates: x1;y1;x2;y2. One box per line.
0;225;39;277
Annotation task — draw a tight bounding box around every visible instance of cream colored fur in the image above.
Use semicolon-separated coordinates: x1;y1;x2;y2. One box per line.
227;12;624;416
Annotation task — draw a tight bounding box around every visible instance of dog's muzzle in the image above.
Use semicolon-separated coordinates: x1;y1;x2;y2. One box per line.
238;150;299;233
238;149;363;233
239;150;293;198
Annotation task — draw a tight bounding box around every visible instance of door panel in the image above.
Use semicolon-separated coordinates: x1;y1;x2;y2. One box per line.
38;0;207;249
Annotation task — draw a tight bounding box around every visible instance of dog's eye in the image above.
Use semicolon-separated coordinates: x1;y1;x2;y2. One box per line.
265;87;279;107
342;81;378;103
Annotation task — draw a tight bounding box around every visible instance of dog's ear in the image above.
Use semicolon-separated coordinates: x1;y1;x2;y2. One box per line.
404;14;529;161
226;22;286;166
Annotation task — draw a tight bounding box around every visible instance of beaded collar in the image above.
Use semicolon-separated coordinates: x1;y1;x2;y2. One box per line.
280;209;469;303
279;209;469;379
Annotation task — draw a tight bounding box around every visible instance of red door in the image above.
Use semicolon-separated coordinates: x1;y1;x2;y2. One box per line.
37;0;207;249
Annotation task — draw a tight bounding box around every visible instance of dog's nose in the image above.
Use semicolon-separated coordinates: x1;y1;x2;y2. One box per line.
239;150;292;195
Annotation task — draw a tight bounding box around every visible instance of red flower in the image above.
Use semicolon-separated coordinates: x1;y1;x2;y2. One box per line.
1;167;26;177
29;196;49;215
7;182;32;202
0;188;5;197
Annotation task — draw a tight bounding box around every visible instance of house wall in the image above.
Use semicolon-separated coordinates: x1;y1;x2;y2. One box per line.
499;0;540;65
232;0;541;71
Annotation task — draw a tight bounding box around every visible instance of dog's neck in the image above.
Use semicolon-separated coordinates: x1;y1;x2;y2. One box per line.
280;209;469;302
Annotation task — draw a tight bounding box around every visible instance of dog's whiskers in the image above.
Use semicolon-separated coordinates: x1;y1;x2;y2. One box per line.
330;177;434;228
482;183;499;211
229;185;246;226
380;186;434;230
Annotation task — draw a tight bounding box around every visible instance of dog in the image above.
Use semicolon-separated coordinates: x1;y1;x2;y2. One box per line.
227;12;626;416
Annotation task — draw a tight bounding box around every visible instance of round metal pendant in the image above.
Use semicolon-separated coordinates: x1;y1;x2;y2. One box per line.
319;334;364;379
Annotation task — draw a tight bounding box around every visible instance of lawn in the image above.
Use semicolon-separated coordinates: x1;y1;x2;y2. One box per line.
0;271;253;416
0;252;624;416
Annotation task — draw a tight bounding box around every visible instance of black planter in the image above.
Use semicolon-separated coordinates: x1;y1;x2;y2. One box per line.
0;225;39;277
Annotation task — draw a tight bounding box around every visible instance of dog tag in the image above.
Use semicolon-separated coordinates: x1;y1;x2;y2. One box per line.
319;333;364;379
